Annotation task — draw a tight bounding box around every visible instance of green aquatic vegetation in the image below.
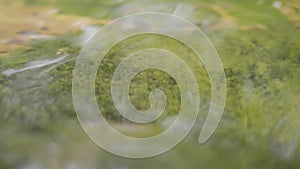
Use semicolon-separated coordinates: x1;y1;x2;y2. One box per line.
0;32;210;122
95;34;211;121
216;28;300;153
1;14;299;140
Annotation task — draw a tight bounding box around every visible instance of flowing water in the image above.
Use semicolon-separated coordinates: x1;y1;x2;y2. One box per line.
1;0;300;168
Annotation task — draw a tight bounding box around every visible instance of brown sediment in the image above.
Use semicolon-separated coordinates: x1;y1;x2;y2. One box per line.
275;1;300;27
196;3;267;31
196;4;236;30
0;0;109;56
